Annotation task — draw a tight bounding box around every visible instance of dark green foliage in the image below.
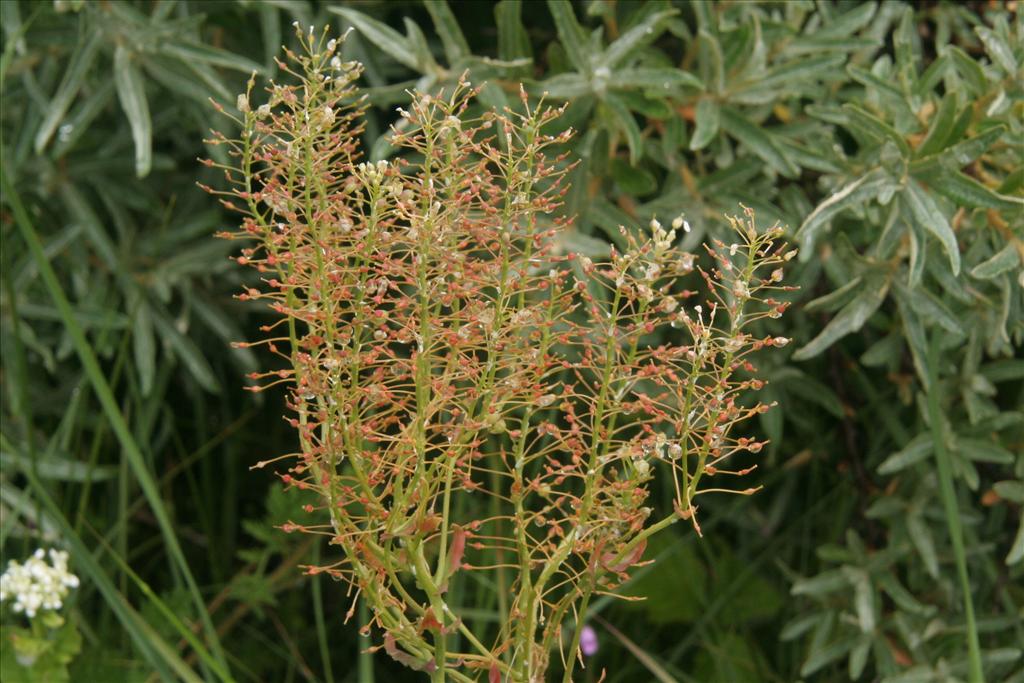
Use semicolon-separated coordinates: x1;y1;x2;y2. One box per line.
2;1;1020;681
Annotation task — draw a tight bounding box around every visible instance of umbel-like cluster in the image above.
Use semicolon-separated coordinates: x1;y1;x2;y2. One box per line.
209;25;793;682
0;549;80;619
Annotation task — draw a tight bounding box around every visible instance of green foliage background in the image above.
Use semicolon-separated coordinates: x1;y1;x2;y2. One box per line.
1;1;1021;681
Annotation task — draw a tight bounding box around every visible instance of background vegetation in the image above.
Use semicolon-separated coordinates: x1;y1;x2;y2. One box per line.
1;1;1021;681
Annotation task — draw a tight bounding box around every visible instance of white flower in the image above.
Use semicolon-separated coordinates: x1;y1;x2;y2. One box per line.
0;549;80;619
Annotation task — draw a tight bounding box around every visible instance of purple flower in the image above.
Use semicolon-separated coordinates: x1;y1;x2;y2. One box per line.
580;624;598;657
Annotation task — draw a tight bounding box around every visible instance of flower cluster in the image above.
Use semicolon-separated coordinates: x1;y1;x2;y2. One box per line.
0;549;80;618
209;26;793;683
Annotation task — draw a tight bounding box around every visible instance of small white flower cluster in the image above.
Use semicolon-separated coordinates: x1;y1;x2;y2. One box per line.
356;160;390;184
0;549;80;618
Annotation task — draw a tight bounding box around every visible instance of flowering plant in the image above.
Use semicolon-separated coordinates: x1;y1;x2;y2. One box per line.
209;26;793;682
0;549;81;680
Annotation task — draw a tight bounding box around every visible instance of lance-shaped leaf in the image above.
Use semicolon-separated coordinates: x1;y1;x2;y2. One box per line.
793;275;890;360
689;97;719;151
599;9;678;69
796;168;894;254
929;169;1024;212
842;103;910;158
976;25;1018;74
330;7;420;72
495;0;531;63
547;0;591;71
424;1;469;64
946;45;987;95
35;25;102;153
942;124;1006;166
114;45;152;178
604;93;643;164
877;435;933;474
971;243;1021;280
608;67;702;91
901;179;960;275
160;41;266;75
721;106;799;177
916;95;959;157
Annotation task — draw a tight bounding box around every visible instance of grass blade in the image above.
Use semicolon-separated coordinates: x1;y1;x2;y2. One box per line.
0;164;231;678
926;333;984;683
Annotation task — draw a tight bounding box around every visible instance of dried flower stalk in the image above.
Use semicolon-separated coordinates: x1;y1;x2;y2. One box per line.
206;27;794;683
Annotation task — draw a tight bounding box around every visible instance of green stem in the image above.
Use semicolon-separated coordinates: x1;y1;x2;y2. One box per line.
925;333;983;683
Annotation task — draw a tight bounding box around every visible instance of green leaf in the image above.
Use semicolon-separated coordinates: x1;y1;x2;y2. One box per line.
547;0;591;72
791;569;848;598
907;512;940;578
599;9;678;69
928;169;1024;212
916;95;959;157
34;25;102;153
402;17;437;74
957;438;1015;465
1007;512;1024;565
999;167;1024;194
842;103;911;158
738;54;845;94
847;65;903;99
615;90;673;119
780;614;824;642
610;158;657;196
133;300;155;395
796;168;893;253
971;243;1021;280
902;179;960;275
151;306;220;394
720;106;798;177
688;97;719;151
793;276;889;360
330;7;419;71
0;451;117;482
604;93;642;165
142;54;228;104
608;67;702;91
916;53;950;95
976;25;1018;74
560;228;611;258
536;72;591;99
815;2;878;38
160;41;265;75
849;635;871;680
877;572;936;616
892;7;915;82
842;567;875;632
878;434;932;474
801;635;857;677
946;45;987;95
495;1;531;63
113;45;152;178
424;1;469;64
942;124;1006;166
697;29;724;93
